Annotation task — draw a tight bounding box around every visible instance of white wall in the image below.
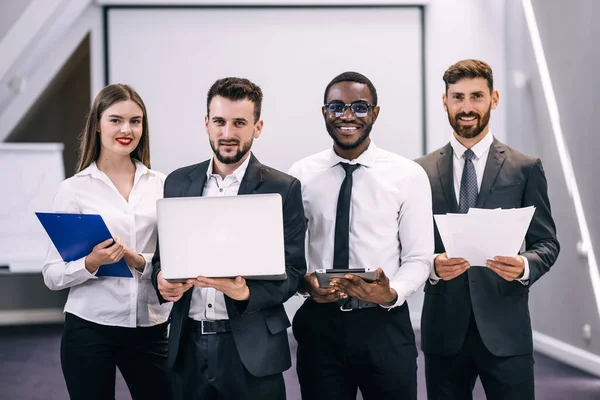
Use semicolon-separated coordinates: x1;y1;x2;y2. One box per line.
0;0;33;40
107;7;424;174
425;0;506;152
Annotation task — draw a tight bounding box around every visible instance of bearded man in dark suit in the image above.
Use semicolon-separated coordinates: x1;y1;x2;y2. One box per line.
416;59;559;400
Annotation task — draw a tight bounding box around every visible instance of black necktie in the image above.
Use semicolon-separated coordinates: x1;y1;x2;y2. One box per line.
333;163;360;269
458;149;478;213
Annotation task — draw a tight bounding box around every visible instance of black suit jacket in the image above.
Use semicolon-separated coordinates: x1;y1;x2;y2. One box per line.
415;138;559;357
151;154;307;377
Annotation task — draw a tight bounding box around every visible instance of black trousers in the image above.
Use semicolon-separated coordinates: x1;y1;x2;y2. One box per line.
293;299;418;400
170;326;286;400
424;313;535;400
60;312;170;400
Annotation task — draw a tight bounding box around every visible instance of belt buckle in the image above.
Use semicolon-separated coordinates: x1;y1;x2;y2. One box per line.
201;320;216;335
339;298;354;312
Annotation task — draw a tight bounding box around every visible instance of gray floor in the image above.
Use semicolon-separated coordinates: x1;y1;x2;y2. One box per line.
1;324;600;399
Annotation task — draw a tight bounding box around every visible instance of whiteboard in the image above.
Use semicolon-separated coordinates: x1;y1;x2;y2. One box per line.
107;7;424;174
0;143;65;272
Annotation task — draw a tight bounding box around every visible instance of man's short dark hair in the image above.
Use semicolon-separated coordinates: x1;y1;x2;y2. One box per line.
323;71;378;105
443;59;494;93
206;77;263;122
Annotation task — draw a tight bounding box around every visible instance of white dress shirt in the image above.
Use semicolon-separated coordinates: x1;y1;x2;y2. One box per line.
289;141;434;308
188;154;251;321
430;132;530;282
42;161;172;327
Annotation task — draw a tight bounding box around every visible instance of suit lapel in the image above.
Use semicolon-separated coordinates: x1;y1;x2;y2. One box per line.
238;154;264;195
476;138;506;207
179;162;209;313
437;143;459;212
186;161;209;197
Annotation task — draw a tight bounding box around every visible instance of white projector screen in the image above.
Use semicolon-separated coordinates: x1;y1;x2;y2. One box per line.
107;6;424;174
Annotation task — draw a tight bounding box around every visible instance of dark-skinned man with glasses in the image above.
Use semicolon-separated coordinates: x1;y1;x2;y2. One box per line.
288;71;434;400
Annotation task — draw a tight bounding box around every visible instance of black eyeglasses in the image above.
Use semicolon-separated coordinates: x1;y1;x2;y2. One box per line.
324;101;375;118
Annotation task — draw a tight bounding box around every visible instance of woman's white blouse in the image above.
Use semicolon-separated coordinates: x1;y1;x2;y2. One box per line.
42;161;172;327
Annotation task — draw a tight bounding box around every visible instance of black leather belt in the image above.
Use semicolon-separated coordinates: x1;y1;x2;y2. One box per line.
188;318;232;335
336;297;379;311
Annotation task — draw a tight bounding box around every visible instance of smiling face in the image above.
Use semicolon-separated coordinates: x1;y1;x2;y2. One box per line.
206;95;262;165
443;77;498;141
97;100;143;160
323;81;380;159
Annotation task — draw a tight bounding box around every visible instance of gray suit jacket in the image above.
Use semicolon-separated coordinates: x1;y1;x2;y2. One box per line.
415;138;559;357
151;154;307;377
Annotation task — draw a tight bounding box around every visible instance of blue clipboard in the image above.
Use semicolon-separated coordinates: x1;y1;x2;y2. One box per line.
35;212;133;278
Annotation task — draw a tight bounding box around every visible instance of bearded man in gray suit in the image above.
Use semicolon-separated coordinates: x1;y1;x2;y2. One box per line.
416;59;560;400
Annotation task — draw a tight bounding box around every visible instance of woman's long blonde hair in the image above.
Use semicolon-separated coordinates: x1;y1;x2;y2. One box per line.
76;84;150;172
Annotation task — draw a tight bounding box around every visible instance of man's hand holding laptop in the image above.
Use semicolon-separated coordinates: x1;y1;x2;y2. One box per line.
187;276;251;301
157;272;251;302
157;271;192;302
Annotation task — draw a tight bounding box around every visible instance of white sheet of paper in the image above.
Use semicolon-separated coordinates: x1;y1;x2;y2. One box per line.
434;207;536;266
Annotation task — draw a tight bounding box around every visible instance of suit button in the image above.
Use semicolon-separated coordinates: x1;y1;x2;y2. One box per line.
208;304;212;308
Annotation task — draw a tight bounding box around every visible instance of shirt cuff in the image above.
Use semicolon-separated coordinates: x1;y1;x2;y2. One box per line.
381;281;409;310
137;253;154;280
516;255;530;285
428;253;441;284
72;257;99;278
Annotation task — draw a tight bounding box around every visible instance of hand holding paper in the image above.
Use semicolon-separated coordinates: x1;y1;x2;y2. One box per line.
486;255;525;281
434;253;470;281
434;206;536;267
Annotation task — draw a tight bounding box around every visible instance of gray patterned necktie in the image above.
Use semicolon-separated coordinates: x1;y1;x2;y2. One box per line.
458;149;478;213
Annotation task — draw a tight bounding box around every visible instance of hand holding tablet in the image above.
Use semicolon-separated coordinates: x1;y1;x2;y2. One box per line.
314;268;378;288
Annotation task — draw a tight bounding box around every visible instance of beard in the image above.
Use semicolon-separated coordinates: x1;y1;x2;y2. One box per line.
209;137;253;164
326;123;373;150
448;103;492;139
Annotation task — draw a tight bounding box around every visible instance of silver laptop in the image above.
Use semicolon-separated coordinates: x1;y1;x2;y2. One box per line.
156;193;286;282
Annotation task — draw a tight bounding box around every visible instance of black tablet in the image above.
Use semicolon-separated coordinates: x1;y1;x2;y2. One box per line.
314;268;377;288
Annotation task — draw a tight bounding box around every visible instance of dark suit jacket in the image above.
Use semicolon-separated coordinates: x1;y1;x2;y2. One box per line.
415;138;559;357
151;154;307;377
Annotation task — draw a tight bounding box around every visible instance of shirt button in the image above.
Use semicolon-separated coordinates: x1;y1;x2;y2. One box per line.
219;188;223;192
208;304;213;308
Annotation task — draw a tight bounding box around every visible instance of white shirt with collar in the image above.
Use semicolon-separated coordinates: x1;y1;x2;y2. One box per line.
288;141;434;308
42;160;172;328
429;132;530;282
188;153;251;321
